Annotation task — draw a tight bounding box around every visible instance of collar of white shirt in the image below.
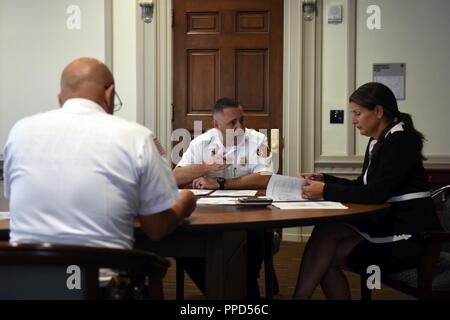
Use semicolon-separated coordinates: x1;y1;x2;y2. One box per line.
209;128;248;149
62;98;106;114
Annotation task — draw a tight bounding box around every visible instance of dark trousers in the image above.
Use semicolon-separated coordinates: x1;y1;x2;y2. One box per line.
177;230;265;300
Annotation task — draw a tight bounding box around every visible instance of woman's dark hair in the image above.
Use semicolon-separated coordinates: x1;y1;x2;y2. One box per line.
349;82;426;160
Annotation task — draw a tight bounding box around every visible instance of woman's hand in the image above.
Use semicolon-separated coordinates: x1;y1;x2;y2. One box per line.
302;179;325;200
298;172;324;181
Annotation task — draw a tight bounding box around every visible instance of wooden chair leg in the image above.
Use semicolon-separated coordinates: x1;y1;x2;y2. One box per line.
272;268;279;296
176;260;185;300
147;276;165;300
264;231;274;299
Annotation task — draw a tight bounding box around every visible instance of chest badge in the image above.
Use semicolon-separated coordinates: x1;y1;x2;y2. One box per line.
257;144;270;158
239;155;247;166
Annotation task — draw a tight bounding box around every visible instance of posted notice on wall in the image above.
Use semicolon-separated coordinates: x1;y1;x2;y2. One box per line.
373;63;406;100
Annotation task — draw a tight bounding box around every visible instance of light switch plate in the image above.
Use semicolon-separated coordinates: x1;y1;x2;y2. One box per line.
328;5;343;24
330;110;344;124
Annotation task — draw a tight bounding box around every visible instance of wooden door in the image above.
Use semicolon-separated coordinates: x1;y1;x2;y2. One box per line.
173;0;283;141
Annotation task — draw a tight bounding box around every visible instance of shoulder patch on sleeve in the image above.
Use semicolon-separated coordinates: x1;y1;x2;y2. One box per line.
153;136;166;156
257;143;271;158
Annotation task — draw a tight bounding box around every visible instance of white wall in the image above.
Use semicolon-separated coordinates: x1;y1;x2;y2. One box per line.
0;0;108;154
355;0;450;159
321;0;351;156
320;0;450;162
112;0;140;124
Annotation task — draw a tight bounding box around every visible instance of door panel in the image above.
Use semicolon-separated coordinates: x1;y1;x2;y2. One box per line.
236;49;268;112
188;50;220;112
173;0;283;169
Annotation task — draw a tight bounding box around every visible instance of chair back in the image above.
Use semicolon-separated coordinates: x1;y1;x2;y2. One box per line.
0;242;170;300
432;185;450;252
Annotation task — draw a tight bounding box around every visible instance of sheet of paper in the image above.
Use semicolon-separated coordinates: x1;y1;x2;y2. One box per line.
374;75;405;100
266;174;307;201
0;212;10;220
210;190;258;197
273;202;348;210
197;197;238;205
179;189;214;196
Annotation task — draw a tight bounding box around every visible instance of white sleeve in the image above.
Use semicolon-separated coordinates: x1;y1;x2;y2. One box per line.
138;135;180;215
251;135;275;174
2;125;17;200
3;143;11;199
176;140;202;167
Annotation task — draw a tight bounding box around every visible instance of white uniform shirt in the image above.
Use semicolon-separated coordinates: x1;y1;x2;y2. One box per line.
3;98;179;249
177;128;274;179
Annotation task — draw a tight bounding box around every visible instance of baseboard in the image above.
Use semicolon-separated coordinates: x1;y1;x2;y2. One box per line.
282;233;301;242
281;226;313;243
282;232;311;243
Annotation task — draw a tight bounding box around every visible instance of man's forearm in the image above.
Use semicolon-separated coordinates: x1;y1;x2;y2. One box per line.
225;173;272;189
173;165;207;186
140;191;196;241
139;209;183;241
160;191;196;237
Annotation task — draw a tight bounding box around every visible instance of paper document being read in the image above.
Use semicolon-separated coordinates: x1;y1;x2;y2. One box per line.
266;174;307;201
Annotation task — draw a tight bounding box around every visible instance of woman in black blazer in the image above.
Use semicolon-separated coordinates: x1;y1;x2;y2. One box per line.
292;82;442;300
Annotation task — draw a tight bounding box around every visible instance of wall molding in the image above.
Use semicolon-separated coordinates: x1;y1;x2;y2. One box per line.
104;0;113;69
136;0;145;126
425;156;450;164
314;0;323;165
315;155;364;164
314;156;450;172
281;0;304;241
140;0;173;156
282;0;303;176
284;228;313;242
155;0;173;154
346;0;357;156
301;0;319;174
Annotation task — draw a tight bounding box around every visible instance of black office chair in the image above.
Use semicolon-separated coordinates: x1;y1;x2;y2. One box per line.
0;242;170;300
361;185;450;300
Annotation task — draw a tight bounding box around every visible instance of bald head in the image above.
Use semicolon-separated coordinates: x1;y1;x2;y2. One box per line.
59;58;115;113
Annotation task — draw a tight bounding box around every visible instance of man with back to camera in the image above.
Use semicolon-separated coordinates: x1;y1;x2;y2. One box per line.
3;57;196;252
173;98;275;299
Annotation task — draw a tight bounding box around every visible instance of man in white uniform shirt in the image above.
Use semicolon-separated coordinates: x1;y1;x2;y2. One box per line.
3;57;196;250
173;98;274;299
173;98;274;189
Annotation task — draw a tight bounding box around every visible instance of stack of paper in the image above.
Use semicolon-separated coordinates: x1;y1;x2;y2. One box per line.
179;189;213;196
210;190;257;197
273;202;347;210
197;197;238;205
